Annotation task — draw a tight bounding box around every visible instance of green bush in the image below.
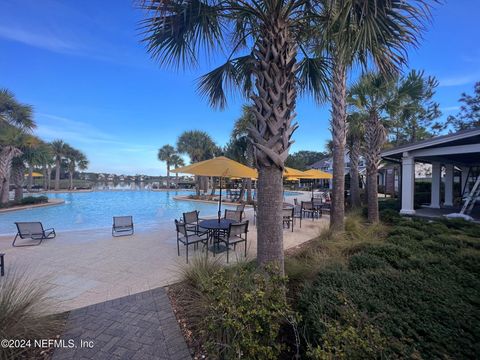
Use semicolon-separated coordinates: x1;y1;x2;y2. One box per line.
298;218;480;359
20;195;48;205
178;258;294;359
0;270;64;360
379;208;401;224
306;297;388;360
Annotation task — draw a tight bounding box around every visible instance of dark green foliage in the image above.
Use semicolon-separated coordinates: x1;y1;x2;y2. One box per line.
0;195;48;208
298;218;480;359
285;151;327;171
379;208;402;224
179;258;294;359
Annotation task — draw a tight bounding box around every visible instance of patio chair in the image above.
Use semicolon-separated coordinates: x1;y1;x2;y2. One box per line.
301;201;318;220
183;210;205;235
235;204;245;220
224;209;243;222
175;220;209;263
282;207;295;232
112;216;134;237
216;221;249;263
13;222;56;247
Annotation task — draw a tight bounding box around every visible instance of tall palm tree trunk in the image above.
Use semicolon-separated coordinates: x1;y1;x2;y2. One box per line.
27;165;33;191
175;172;179;188
330;56;347;231
54;159;60;191
12;162;25;201
349;141;361;209
249;19;297;274
364;110;386;223
69;168;74;190
246;178;252;203
166;164;170;189
47;164;52;190
42;166;48;190
0;146;22;204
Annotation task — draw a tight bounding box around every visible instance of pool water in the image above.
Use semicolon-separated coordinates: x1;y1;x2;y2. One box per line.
0;190;301;235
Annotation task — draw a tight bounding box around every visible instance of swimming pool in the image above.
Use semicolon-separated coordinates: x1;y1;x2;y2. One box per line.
0;190;301;235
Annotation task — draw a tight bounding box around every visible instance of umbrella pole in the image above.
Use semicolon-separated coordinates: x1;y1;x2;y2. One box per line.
218;177;222;223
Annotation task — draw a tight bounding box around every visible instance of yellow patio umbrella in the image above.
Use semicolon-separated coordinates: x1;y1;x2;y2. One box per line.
24;172;43;177
303;169;333;198
171;156;258;221
283;167;314;179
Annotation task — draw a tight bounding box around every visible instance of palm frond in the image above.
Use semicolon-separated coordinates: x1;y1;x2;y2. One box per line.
196;55;254;109
139;0;225;69
296;55;331;103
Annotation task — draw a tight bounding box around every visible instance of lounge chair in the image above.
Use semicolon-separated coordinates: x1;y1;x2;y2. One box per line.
13;222;56;247
216;221;249;263
175;220;209;263
112;216;134;237
235;204;245;220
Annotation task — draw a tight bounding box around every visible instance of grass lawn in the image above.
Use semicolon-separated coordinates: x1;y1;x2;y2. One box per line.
170;202;480;359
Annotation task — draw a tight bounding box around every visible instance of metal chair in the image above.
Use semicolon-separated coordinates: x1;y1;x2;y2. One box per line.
175;220;209;263
217;221;249;263
13;222;56;247
282;207;295;232
224;209;243;222
112;216;134;237
183;210;204;235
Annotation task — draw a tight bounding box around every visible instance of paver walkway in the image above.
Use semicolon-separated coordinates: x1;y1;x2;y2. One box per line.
53;287;191;360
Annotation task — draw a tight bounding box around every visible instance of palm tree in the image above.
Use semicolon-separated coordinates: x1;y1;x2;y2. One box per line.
231;105;256;202
319;0;434;231
170;154;185;188
65;146;88;190
50;140;68;191
157;144;176;189
140;0;329;272
177;131;217;195
348;73;396;222
346;112;365;209
0;90;34;203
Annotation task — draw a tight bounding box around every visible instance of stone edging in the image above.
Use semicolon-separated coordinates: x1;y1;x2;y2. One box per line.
0;198;65;213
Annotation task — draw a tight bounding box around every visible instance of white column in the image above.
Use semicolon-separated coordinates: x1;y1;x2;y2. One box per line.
461;167;471;195
444;164;454;207
430;162;441;208
400;154;415;215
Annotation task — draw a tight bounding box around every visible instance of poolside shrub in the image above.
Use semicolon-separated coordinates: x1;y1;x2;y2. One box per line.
0;270;64;360
177;258;294;359
297;218;480;359
0;195;48;209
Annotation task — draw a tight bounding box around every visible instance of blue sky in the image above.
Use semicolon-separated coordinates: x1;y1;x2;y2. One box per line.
0;0;479;175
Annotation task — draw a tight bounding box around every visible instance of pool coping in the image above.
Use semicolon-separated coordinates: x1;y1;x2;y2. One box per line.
0;198;65;213
173;195;253;207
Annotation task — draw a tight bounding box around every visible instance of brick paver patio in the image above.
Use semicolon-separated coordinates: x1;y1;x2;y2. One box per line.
53;287;191;360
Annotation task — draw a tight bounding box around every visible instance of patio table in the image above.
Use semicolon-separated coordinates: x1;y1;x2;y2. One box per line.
199;219;236;254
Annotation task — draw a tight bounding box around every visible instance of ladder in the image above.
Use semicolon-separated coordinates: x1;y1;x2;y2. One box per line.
461;175;480;215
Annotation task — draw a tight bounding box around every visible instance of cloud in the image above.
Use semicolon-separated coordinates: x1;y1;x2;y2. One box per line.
440;106;460;112
0;25;80;54
439;73;480;87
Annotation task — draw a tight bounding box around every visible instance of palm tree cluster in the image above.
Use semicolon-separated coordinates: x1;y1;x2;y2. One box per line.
158;130;217;193
0;89;89;205
140;0;436;272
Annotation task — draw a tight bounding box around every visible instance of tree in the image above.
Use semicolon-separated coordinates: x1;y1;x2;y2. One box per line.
140;0;329;273
318;0;434;231
388;70;442;145
65;145;88;190
157;144;177;188
0;89;34;203
228;105;256;202
177;131;217;195
50;140;68;191
285;151;327;170
346;112;365;209
170;154;185;188
448;82;480;131
349;73;397;223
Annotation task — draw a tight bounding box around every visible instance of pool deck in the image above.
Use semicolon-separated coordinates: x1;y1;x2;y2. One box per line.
0;192;327;313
